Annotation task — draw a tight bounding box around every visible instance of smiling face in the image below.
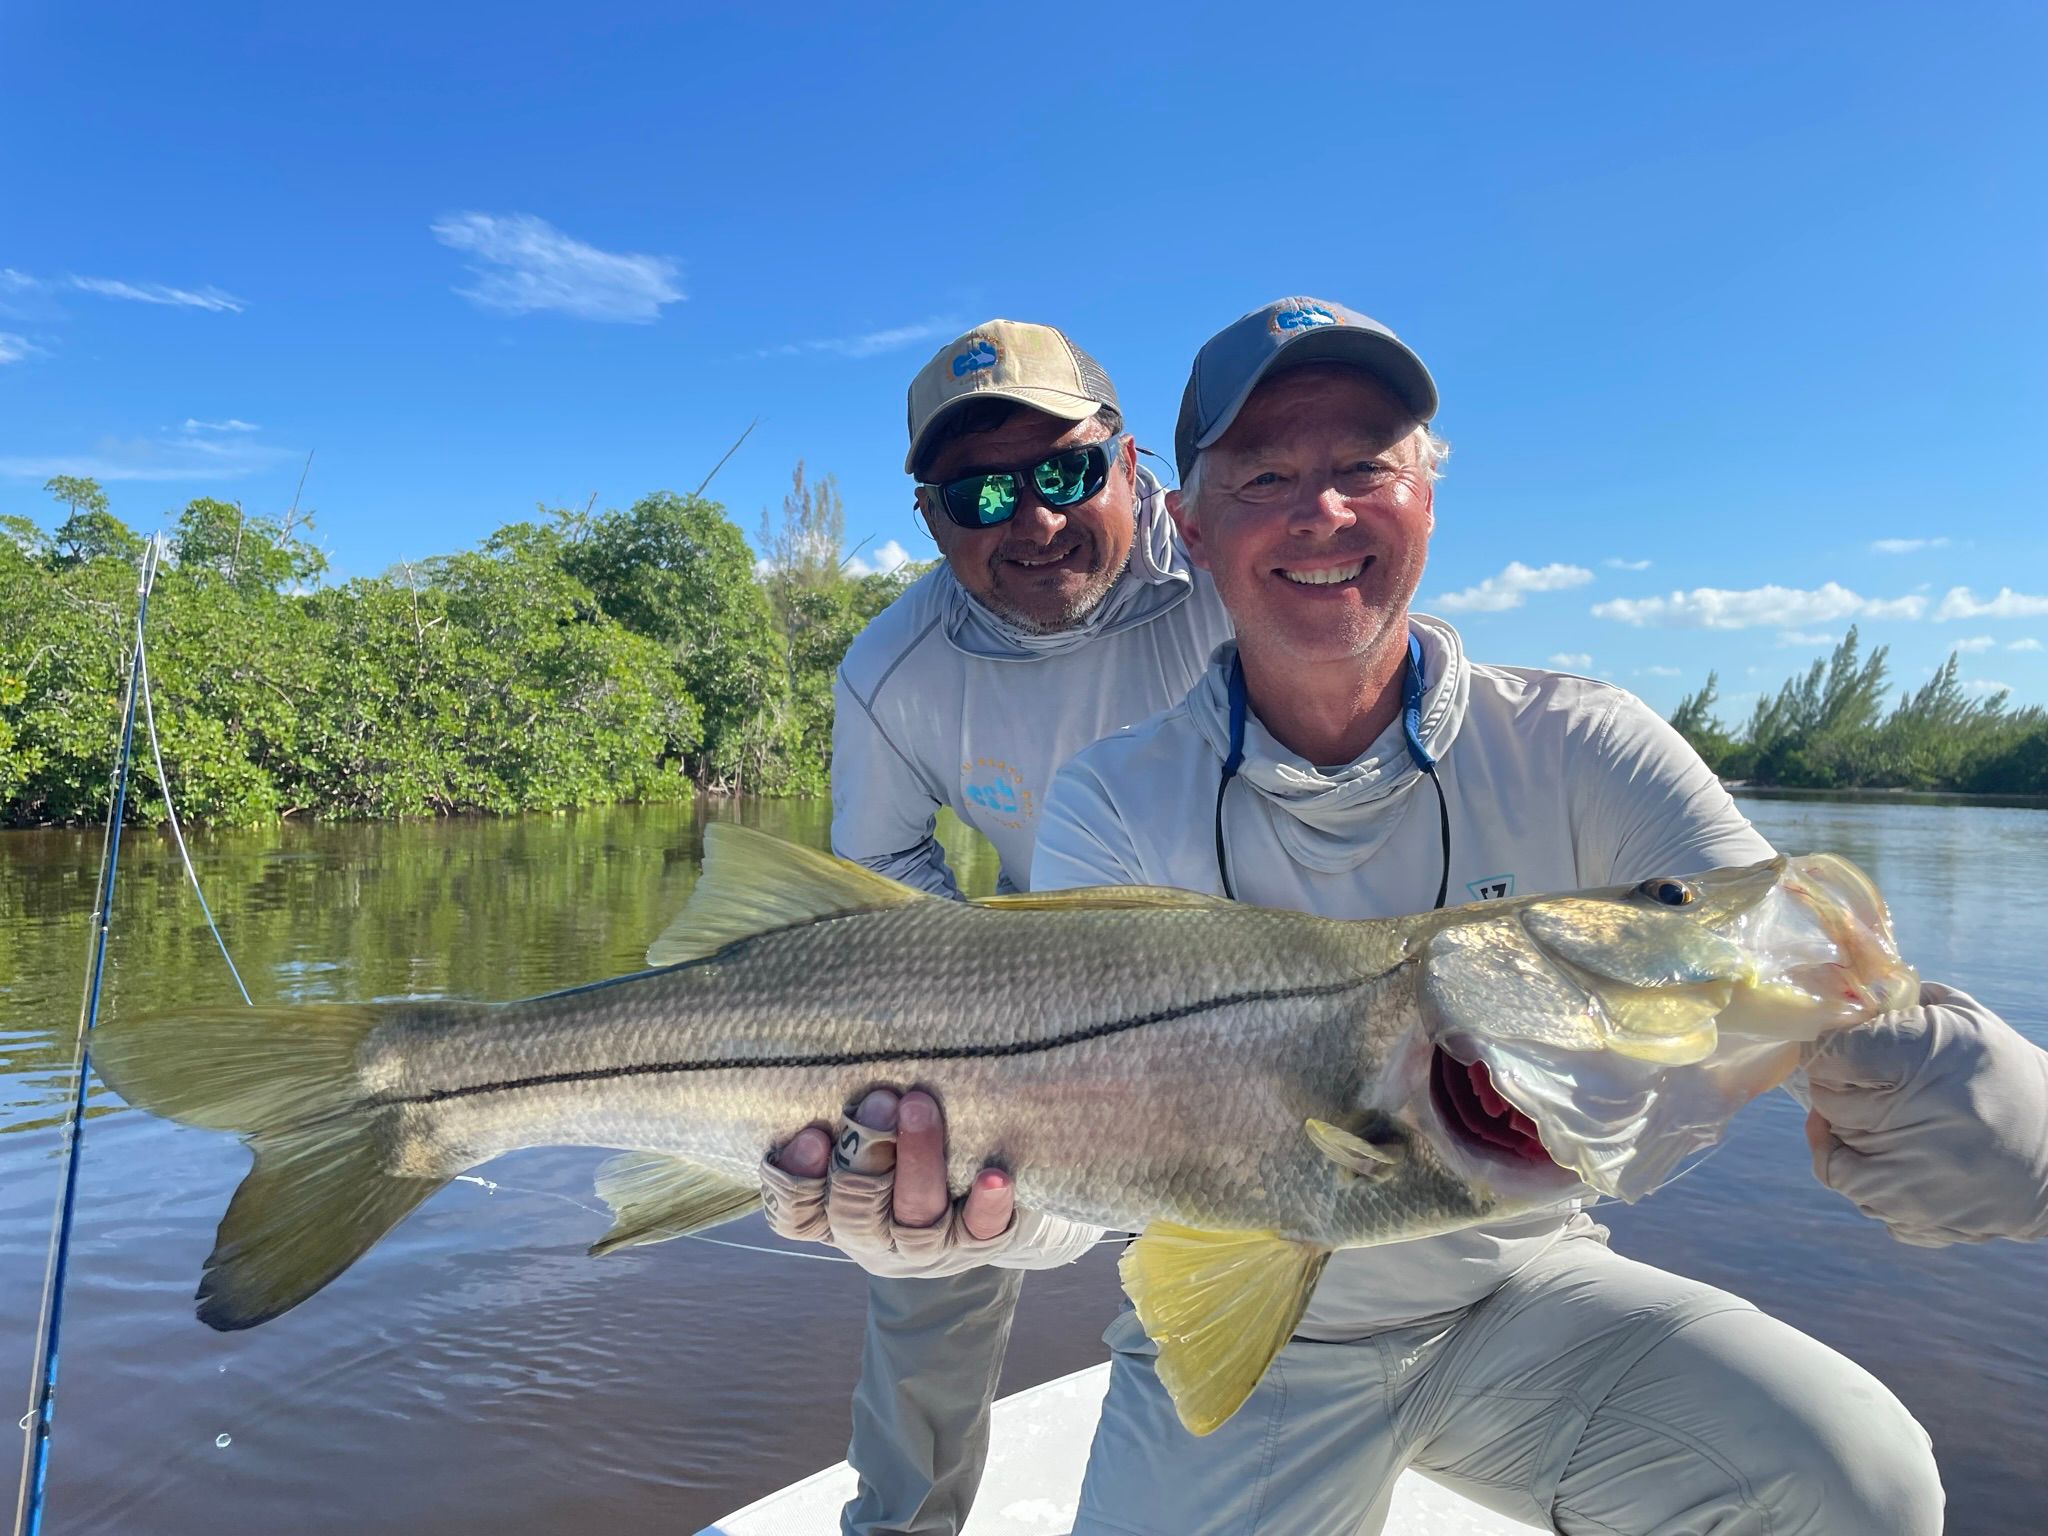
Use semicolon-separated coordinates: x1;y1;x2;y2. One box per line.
918;408;1137;633
1170;363;1434;671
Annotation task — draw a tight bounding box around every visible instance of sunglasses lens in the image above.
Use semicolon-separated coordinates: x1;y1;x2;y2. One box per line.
943;474;1018;528
1033;446;1106;507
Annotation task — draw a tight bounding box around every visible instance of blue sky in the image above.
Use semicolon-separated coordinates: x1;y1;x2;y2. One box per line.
3;1;2043;718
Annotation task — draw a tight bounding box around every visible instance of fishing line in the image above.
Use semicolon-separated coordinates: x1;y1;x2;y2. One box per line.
13;535;167;1536
136;628;250;1007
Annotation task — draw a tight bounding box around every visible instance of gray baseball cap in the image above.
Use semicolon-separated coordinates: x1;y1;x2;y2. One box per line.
1173;298;1437;482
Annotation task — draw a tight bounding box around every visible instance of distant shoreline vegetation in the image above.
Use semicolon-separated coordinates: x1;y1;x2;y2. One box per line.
0;469;919;826
7;476;2042;826
1672;629;2047;797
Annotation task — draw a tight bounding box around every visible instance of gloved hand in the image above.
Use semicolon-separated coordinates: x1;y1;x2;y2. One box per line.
1804;981;2048;1246
761;1087;1103;1276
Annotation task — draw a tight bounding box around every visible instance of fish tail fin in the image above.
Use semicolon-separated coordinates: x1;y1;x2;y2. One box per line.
94;1005;448;1330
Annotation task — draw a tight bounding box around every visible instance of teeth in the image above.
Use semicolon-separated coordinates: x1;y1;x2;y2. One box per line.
1011;549;1073;567
1280;561;1365;586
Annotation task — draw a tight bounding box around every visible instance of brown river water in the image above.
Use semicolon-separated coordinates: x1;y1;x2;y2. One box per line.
2;796;2043;1534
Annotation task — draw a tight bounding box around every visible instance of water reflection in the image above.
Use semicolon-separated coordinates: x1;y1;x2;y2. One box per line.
0;797;2041;1533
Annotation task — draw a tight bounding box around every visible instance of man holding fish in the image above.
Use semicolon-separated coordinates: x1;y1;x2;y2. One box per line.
774;299;2048;1534
86;303;2048;1535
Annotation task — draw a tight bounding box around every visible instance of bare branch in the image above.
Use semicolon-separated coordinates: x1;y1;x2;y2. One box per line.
694;418;759;498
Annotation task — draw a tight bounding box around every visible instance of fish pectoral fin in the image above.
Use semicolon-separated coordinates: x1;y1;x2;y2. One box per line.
974;886;1227;912
1304;1117;1403;1179
1118;1224;1330;1437
589;1152;762;1256
647;824;929;967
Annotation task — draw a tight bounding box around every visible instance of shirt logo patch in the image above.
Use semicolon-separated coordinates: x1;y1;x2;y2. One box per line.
1467;874;1516;901
1269;303;1338;335
961;757;1033;831
952;338;1000;378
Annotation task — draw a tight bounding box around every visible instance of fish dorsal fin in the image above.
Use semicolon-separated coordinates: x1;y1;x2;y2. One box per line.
647;824;930;967
974;885;1226;912
1118;1223;1331;1436
589;1152;762;1255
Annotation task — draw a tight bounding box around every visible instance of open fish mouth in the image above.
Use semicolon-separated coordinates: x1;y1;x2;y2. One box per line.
1414;853;1918;1202
1429;1049;1555;1165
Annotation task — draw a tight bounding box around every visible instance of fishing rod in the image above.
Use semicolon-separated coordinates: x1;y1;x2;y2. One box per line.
13;534;167;1536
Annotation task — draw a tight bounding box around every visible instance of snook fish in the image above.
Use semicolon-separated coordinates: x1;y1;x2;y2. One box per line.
93;826;1916;1435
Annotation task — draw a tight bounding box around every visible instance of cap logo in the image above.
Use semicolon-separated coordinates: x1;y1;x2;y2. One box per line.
951;338;1000;378
1269;303;1339;335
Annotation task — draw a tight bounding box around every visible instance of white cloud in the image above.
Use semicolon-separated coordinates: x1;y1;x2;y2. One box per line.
757;317;961;360
1603;557;1651;571
0;332;44;364
1639;665;1682;677
1777;630;1839;647
1592;582;1925;629
0;272;58;322
1871;536;1950;555
1934;587;2048;621
2010;638;2043;653
1432;560;1592;614
1964;679;2013;697
844;538;912;577
1950;635;1997;654
182;417;261;433
431;212;683;323
1548;652;1593;670
68;275;245;313
0;419;292;482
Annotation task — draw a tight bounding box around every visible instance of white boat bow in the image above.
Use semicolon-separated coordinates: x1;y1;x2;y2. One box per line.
697;1361;1533;1534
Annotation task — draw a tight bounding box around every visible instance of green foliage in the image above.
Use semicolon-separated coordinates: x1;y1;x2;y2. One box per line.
562;490;789;791
1669;627;2048;795
173;496;329;592
45;475;143;566
1;464;904;825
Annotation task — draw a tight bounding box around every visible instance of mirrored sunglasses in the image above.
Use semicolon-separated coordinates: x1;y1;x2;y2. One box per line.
919;435;1127;531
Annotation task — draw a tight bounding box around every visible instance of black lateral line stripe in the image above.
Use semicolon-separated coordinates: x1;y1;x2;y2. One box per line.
375;971;1389;1110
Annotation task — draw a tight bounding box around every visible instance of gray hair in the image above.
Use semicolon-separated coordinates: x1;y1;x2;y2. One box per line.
1179;425;1449;509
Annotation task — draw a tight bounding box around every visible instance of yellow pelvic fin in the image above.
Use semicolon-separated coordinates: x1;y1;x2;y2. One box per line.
589;1152;762;1256
1118;1223;1331;1437
973;886;1227;912
647;823;930;967
1304;1117;1402;1178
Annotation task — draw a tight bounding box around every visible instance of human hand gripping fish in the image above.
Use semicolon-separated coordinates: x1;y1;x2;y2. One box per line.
760;1088;1032;1270
91;826;1918;1438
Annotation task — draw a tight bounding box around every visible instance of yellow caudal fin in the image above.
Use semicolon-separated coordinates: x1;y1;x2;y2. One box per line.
1118;1224;1330;1436
646;823;930;967
588;1152;762;1255
93;1003;475;1330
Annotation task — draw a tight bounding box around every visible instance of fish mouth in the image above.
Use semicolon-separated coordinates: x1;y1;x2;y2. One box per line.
1424;1044;1584;1199
1430;1049;1554;1165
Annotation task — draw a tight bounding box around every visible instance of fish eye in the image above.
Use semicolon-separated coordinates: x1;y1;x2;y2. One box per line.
1636;877;1697;907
